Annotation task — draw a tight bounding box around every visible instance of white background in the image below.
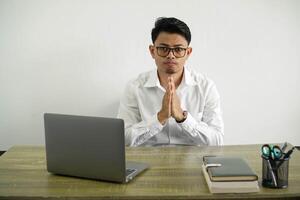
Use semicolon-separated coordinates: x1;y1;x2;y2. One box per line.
1;0;299;150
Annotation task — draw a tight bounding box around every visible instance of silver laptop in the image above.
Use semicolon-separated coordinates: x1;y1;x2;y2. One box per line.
44;113;149;183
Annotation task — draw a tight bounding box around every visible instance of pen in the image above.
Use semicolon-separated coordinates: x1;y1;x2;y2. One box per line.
276;147;295;169
281;142;288;153
283;147;295;159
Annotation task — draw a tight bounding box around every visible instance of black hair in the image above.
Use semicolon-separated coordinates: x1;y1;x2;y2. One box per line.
151;17;191;45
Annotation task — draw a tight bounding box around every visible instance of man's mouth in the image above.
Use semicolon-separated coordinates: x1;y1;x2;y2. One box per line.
164;61;177;66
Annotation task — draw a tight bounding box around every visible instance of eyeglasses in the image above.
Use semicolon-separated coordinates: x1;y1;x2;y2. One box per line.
155;46;188;58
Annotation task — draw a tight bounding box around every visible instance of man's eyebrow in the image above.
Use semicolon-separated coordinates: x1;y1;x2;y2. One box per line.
158;43;185;47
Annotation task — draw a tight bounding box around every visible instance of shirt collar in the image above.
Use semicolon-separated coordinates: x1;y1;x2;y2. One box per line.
182;67;197;86
143;67;197;88
144;70;160;88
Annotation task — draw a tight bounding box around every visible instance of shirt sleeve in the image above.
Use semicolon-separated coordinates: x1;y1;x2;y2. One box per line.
117;81;164;146
178;83;224;146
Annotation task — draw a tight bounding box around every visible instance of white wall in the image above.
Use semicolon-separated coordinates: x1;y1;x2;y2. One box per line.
1;0;299;150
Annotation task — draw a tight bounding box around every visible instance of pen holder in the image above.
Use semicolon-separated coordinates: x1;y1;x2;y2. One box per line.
262;156;289;188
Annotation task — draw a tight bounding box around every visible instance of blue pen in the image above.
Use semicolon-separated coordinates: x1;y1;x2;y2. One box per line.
276;147;295;169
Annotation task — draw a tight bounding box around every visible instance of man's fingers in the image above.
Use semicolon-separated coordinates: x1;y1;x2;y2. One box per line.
168;91;172;115
171;76;176;91
163;76;176;118
168;76;177;94
169;91;173;101
169;82;172;93
167;77;172;92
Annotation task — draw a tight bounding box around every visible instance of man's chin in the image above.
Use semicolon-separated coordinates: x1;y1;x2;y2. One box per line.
165;69;176;74
165;66;178;74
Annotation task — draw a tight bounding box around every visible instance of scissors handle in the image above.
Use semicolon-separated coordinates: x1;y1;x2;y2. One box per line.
261;144;282;160
272;145;283;159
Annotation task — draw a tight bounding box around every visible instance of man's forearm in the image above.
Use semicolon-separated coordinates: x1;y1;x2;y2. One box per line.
125;114;164;146
179;112;224;145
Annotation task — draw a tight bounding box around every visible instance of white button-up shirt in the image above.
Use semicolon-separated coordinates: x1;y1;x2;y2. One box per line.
117;67;224;147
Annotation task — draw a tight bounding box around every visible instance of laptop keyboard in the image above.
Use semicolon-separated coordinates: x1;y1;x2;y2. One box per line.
126;168;137;176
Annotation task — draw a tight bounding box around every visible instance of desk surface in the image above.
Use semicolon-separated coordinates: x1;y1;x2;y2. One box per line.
0;144;299;200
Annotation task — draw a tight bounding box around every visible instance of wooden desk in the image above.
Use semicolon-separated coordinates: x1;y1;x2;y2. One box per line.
0;144;299;199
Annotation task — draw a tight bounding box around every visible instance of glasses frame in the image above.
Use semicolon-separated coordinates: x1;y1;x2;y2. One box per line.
155;46;188;58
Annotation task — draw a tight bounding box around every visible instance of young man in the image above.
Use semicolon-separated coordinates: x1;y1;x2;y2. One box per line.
118;17;224;146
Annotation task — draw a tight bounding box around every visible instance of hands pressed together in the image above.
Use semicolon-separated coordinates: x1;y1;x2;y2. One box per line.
157;76;186;125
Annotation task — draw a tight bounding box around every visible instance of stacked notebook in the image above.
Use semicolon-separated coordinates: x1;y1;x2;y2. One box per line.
202;156;259;193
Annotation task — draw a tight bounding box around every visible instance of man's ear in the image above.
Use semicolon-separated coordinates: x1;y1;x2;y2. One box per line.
185;47;192;59
187;47;192;56
149;45;155;59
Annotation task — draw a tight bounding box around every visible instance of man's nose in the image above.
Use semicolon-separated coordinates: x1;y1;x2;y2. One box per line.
166;49;175;59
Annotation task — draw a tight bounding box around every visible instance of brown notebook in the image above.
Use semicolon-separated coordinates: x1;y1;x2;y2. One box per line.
203;156;258;182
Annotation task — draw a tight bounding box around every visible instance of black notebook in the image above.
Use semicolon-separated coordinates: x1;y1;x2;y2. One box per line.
203;156;258;182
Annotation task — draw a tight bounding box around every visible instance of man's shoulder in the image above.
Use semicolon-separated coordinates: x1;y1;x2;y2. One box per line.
126;70;155;88
186;67;215;87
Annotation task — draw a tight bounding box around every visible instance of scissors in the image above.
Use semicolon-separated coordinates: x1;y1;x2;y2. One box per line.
261;144;283;160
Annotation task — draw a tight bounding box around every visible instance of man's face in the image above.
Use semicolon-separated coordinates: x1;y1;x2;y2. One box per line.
149;32;192;75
